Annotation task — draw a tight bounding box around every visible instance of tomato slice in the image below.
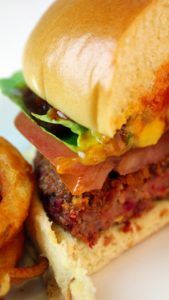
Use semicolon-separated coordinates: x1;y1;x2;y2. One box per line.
15;113;116;194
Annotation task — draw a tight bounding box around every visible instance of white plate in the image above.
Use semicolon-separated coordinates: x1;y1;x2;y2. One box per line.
1;1;169;300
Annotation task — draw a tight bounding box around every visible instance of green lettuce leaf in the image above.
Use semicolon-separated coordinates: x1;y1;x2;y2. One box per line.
0;72;27;109
0;72;95;152
32;111;88;147
32;112;87;135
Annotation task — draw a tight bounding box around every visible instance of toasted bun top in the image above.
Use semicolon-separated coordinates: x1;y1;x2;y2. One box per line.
23;0;169;137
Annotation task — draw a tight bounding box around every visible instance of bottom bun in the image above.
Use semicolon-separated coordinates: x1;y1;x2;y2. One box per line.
27;194;169;300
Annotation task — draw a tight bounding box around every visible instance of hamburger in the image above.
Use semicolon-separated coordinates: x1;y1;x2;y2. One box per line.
1;0;169;299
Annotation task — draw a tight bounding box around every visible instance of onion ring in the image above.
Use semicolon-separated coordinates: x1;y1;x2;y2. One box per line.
2;257;48;283
10;257;48;281
0;257;48;296
0;231;24;296
0;137;34;248
0;231;24;268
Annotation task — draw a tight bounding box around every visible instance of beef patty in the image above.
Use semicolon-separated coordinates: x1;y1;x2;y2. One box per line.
34;153;169;246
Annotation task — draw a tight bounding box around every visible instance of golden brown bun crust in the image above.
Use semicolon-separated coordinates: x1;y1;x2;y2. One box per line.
28;194;169;299
23;0;169;137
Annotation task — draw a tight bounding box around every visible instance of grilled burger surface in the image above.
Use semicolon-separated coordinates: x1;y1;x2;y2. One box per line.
17;89;169;246
1;1;169;298
20;89;169;247
35;151;169;246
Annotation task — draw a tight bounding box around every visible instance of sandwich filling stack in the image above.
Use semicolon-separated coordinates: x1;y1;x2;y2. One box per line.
1;0;169;299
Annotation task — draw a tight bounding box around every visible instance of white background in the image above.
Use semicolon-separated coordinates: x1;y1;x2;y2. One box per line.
1;1;169;300
0;0;53;151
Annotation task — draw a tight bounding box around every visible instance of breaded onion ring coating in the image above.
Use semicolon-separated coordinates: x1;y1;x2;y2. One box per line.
0;231;24;268
8;257;49;283
0;137;34;248
0;231;24;296
0;257;48;296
